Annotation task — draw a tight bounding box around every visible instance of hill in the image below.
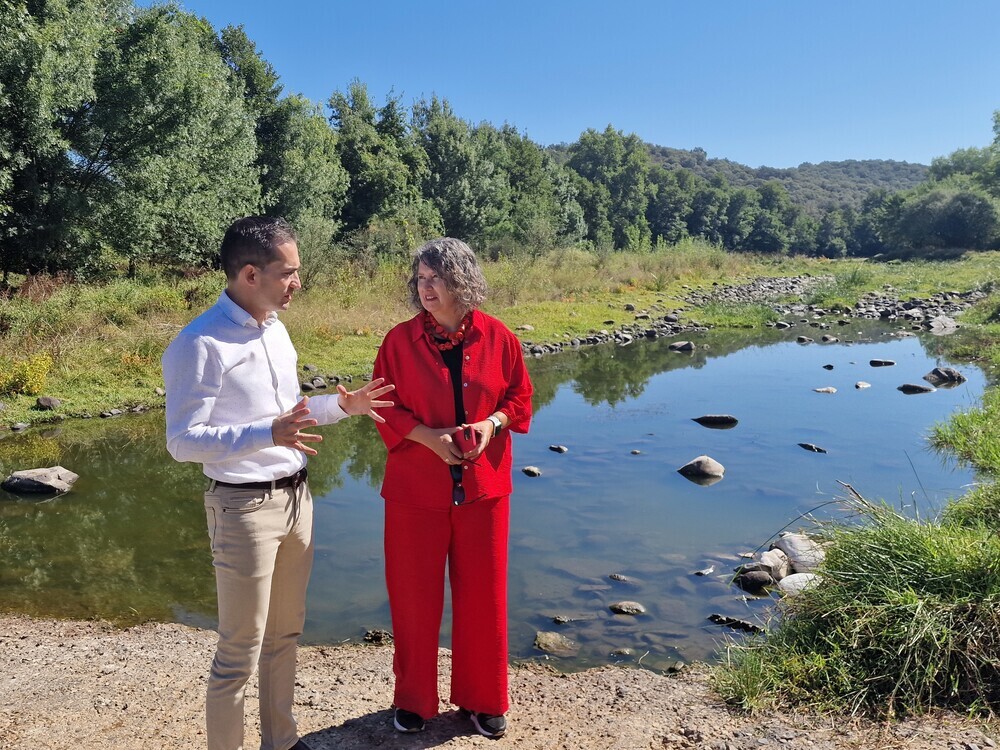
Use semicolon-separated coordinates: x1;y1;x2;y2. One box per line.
645;145;928;214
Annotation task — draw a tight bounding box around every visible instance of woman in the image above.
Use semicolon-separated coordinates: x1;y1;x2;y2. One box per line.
373;238;533;738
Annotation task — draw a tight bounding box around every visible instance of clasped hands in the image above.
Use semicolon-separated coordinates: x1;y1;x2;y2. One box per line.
426;419;495;465
271;378;396;456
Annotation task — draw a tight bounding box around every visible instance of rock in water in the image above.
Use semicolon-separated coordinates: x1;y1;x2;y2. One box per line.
812;386;837;394
869;359;895;367
548;445;569;453
668;341;694;352
923;367;966;386
898;383;936;395
609;601;646;616
533;631;579;657
797;443;827;453
2;466;79;495
707;614;763;633
677;455;725;480
855;381;871;389
521;466;542;477
691;414;738;429
772;532;824;573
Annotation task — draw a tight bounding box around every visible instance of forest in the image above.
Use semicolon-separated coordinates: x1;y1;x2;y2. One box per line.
3;0;1000;281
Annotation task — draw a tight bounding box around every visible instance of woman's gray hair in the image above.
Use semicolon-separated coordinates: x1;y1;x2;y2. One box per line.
408;238;488;314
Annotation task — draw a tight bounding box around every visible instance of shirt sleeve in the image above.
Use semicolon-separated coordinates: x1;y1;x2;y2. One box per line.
496;330;533;434
372;330;422;451
307;392;350;426
162;333;274;463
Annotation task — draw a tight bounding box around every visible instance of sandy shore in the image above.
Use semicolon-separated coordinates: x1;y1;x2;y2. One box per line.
2;615;997;749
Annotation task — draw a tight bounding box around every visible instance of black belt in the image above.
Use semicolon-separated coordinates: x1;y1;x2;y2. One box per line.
214;467;307;491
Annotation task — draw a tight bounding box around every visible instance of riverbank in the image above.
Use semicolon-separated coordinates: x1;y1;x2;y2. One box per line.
2;248;999;429
2;615;996;749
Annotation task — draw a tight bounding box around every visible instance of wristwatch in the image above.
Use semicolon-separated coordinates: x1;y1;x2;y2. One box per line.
487;414;503;437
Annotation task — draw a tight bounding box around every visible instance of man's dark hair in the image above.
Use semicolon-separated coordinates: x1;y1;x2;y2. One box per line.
219;216;297;280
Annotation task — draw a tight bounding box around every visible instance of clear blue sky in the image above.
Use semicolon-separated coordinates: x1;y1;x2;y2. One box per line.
166;0;999;169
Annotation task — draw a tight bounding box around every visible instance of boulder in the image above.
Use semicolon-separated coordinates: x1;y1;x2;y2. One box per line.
855;381;871;389
548;445;569;453
778;572;821;596
759;548;791;581
521;466;542;477
733;569;774;591
35;396;60;410
869;359;896;367
923;367;966;386
2;466;79;495
677;455;725;479
668;341;694;352
772;532;824;573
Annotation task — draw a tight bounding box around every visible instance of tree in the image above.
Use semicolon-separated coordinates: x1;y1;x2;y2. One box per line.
566;126;651;250
887;178;999;251
85;6;260;272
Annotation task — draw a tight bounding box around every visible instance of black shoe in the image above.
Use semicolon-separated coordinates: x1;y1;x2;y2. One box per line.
393;707;426;733
460;707;507;738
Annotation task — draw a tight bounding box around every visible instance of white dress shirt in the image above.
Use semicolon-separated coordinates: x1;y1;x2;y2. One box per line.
162;290;347;482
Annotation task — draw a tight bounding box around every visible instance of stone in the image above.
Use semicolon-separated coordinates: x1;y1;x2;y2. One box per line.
533;631;579;657
548;445;569;453
630;449;641;455
2;466;79;495
363;628;393;645
11;422;29;431
796;336;814;344
154;387;166;397
668;341;694;352
855;381;871;389
516;324;535;332
923;367;966;386
677;455;725;479
733;569;774;591
898;383;936;395
869;358;896;367
778;572;820;596
521;466;542;477
759;548;791;581
797;442;827;453
609;601;646;615
813;386;837;394
35;396;60;410
302;363;319;372
707;614;763;633
772;532;825;573
691;414;738;429
822;364;834;370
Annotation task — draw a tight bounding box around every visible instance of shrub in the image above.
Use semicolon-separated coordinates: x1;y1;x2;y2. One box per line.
0;353;53;396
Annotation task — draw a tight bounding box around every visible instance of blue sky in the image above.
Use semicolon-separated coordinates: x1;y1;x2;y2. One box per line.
165;1;999;168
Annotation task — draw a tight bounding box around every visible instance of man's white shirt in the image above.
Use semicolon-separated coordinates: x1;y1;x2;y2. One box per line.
162;291;347;482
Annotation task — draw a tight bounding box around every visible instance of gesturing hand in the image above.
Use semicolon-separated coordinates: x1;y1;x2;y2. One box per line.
337;377;396;423
272;396;322;456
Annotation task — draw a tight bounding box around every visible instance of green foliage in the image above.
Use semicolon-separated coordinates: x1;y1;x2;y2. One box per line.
716;499;1000;716
0;353;52;396
930;387;1000;475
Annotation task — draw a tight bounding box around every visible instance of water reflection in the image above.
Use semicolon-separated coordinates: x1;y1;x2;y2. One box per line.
0;324;987;671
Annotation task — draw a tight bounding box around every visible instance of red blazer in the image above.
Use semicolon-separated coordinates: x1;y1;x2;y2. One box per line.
373;309;533;509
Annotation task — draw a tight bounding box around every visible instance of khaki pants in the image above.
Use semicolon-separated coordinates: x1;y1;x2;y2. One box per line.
203;479;313;750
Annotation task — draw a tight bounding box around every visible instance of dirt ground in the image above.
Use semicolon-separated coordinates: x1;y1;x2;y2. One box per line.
1;615;996;750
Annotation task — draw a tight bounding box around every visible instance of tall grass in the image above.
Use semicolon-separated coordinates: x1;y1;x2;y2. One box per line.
714;494;1000;717
930;388;1000;475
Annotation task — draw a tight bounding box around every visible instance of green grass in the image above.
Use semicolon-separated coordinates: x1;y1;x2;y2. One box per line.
714;495;1000;717
930;388;1000;475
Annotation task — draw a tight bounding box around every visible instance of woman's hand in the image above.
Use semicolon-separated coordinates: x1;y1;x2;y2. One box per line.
458;420;495;460
407;425;465;464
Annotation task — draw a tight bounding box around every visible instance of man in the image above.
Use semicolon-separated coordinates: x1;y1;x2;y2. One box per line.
162;216;394;750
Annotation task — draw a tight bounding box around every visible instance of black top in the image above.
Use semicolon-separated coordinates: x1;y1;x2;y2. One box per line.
441;343;465;425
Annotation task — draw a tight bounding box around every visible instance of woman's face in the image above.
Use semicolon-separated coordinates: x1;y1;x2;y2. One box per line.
416;261;459;319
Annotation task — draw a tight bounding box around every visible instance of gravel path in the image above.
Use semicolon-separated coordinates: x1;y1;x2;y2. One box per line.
2;616;996;749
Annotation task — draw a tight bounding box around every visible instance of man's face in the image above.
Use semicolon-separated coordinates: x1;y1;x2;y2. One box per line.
254;241;301;315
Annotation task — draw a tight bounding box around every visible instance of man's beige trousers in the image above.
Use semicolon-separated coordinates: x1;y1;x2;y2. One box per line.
203;480;313;750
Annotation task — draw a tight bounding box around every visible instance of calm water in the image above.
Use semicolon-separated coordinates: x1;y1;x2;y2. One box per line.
0;324;988;671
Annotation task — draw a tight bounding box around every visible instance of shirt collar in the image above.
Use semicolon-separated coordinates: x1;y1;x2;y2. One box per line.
218;289;277;329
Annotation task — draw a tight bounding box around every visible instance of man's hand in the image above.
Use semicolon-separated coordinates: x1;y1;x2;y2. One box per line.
272;396;322;455
337;377;396;423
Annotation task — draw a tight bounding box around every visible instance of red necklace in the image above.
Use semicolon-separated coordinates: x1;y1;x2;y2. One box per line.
424;310;472;351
